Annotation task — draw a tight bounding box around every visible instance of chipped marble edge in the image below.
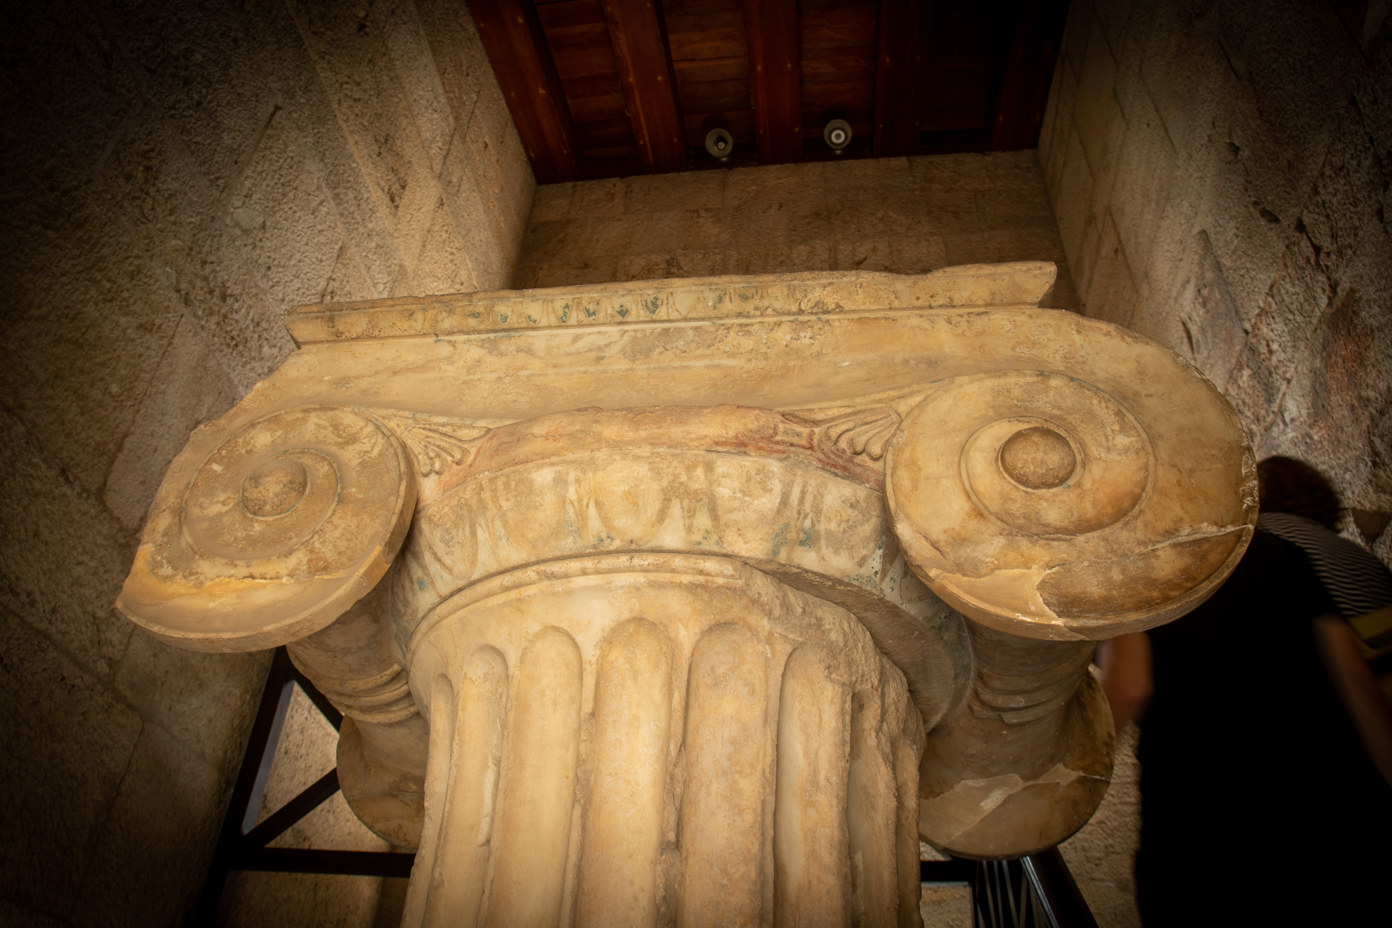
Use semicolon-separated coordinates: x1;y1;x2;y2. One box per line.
286;263;1059;344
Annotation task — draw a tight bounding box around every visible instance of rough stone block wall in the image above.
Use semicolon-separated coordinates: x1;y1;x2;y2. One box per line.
516;152;1081;309
1041;0;1392;555
0;2;533;924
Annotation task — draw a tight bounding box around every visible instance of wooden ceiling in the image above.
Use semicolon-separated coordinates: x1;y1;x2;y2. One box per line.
469;0;1070;183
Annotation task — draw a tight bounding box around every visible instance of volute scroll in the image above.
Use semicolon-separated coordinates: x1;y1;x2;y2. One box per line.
885;321;1258;642
117;405;417;652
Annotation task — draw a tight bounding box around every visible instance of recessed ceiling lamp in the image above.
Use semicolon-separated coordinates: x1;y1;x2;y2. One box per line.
705;127;734;162
824;118;852;155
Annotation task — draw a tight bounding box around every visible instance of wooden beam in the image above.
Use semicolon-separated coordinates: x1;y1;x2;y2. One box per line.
601;0;687;173
469;0;581;183
744;0;802;164
989;0;1069;150
873;0;925;156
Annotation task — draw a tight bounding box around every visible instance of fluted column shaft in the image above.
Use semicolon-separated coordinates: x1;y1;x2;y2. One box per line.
399;555;925;928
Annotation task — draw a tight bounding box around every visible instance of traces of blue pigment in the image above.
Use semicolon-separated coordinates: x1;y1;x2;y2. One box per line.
770;523;790;558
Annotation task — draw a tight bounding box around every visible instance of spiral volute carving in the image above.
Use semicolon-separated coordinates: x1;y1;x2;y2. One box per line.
118;406;416;651
887;361;1255;640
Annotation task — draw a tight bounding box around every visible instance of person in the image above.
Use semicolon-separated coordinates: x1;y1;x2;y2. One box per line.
1099;456;1392;926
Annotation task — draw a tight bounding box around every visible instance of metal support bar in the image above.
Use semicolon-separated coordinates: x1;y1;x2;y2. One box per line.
194;647;416;926
229;848;417;879
921;849;1097;928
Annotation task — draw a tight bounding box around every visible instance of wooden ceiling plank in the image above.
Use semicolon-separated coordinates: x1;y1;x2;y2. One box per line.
989;0;1069;150
673;56;749;83
744;0;802;164
471;0;581;182
873;0;926;156
601;0;688;172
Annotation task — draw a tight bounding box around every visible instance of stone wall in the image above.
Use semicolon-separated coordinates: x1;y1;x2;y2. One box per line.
0;1;533;924
516;152;1081;309
1040;0;1392;556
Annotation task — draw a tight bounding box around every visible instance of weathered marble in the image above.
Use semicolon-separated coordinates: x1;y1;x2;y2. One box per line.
118;264;1255;925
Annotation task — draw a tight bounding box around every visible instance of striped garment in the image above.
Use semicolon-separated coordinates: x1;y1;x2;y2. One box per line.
1257;511;1392;682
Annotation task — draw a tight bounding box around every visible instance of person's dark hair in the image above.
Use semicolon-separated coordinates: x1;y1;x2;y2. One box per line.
1257;456;1343;530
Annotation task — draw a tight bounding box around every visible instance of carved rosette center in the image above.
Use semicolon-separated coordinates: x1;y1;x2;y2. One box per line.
998;426;1077;490
241;458;310;517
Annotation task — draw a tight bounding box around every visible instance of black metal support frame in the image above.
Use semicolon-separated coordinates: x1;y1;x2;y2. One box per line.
194;648;416;926
921;851;1099;928
199;648;1097;927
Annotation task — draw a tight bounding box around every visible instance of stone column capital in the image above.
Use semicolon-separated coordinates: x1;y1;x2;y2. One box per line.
117;265;1256;883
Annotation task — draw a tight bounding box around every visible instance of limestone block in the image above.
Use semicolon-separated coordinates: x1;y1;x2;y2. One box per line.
528;183;576;224
1166;230;1245;392
837;205;916;244
1073;20;1124;194
624;170;726;213
67;724;225;928
943;230;1063;272
1;4;128;201
726;163;826;209
1059;0;1092;83
414;0;489;140
278;33;402;301
1219;0;1360;220
1103;1;1155;118
228;106;349;313
886;236;949;276
1080;212;1140;328
285;1;429;225
1355;33;1392;161
440;118;526;289
676;210;734;256
1268;229;1392;509
1051;127;1096;286
1107;82;1176;279
322;241;380;305
104;0;279;201
1138;5;1227;155
1240;236;1333;390
1060;726;1143;926
0;406;136;677
440;130;510;290
382;1;455;178
402;202;481;297
104;316;240;532
118;266;1255;922
979;182;1056;234
570;178;628;219
0;608;142;917
0;192;183;498
1038;53;1070;191
114;628;269;772
617;251;728;281
906;173;985;236
825;158;915;211
1300;111;1391;292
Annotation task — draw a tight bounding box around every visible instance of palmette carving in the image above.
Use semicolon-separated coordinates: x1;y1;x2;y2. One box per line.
374;411;490;476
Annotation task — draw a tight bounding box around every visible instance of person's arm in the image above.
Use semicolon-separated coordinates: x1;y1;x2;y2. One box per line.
1096;632;1153;732
1314;614;1392;786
